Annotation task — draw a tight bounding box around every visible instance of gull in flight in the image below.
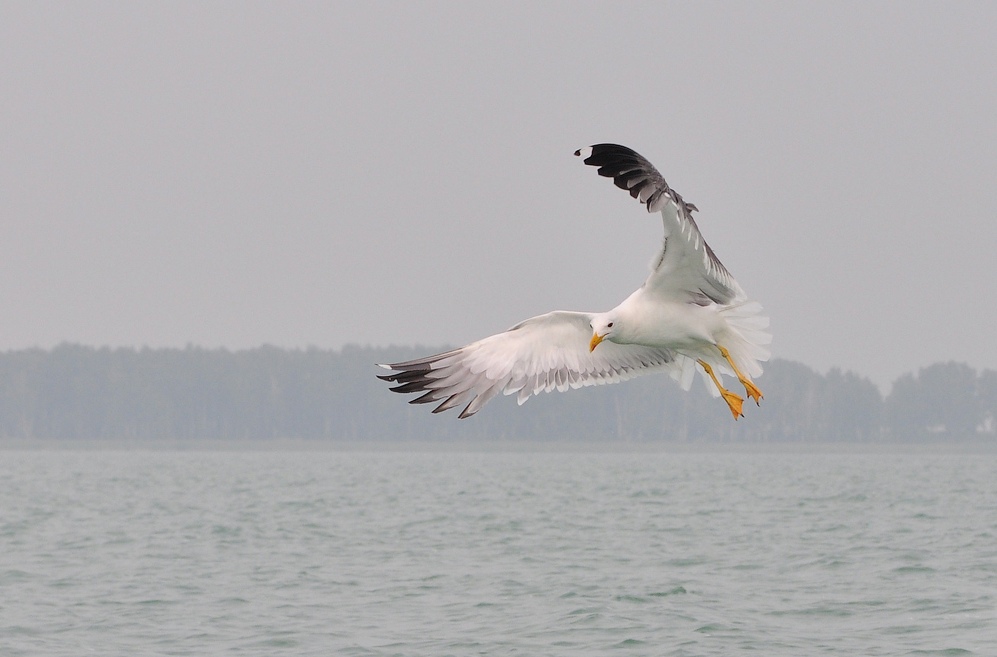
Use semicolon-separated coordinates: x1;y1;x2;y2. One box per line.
377;144;771;420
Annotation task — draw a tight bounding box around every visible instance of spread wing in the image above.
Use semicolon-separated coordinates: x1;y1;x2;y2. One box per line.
576;143;745;305
377;311;676;418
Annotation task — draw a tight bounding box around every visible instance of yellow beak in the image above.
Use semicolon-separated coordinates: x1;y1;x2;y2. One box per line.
589;332;605;352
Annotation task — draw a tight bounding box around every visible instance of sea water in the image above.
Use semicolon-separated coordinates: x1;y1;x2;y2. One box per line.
1;445;995;656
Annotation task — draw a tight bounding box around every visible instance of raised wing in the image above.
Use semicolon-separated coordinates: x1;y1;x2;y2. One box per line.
377;311;676;418
575;143;744;305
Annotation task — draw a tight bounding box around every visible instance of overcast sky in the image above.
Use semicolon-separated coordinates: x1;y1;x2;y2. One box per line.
2;2;996;389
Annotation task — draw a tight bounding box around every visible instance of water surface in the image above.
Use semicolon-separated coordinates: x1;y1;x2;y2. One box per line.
2;446;995;655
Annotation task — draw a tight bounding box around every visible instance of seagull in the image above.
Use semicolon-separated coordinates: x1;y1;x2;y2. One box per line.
377;144;771;420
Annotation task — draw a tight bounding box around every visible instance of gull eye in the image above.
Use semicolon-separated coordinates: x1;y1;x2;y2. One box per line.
607;322;614;328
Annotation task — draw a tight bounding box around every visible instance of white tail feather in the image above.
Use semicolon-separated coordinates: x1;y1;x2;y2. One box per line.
719;300;772;380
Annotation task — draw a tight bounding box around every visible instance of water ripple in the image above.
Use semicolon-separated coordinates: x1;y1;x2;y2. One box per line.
1;448;995;656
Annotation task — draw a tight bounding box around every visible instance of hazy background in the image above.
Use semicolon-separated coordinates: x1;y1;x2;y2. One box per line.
2;2;995;390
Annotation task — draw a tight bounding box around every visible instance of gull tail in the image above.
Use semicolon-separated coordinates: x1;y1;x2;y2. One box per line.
719;300;772;378
668;300;771;397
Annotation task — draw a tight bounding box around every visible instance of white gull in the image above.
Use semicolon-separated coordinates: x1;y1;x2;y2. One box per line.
378;144;771;420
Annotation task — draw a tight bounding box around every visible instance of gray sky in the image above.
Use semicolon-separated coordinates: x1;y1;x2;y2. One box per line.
2;2;996;389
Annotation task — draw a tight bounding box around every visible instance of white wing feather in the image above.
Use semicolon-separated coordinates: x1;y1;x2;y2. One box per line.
378;311;677;418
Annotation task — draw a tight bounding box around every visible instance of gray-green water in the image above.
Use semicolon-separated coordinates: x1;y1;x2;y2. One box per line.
2;447;996;656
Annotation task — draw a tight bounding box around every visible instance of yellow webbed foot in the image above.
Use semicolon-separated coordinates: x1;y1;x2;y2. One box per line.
721;389;745;420
699;358;745;421
742;380;764;406
717;345;763;407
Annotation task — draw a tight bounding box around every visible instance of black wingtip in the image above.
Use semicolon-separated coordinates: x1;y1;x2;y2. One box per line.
575;143;676;212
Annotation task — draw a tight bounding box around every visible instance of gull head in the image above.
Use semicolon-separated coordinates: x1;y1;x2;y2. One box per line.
589;315;617;352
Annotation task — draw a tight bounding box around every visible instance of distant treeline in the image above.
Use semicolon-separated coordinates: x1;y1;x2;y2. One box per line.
0;344;994;442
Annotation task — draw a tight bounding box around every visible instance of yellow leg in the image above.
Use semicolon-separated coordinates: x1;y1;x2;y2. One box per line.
698;359;744;420
718;346;764;406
